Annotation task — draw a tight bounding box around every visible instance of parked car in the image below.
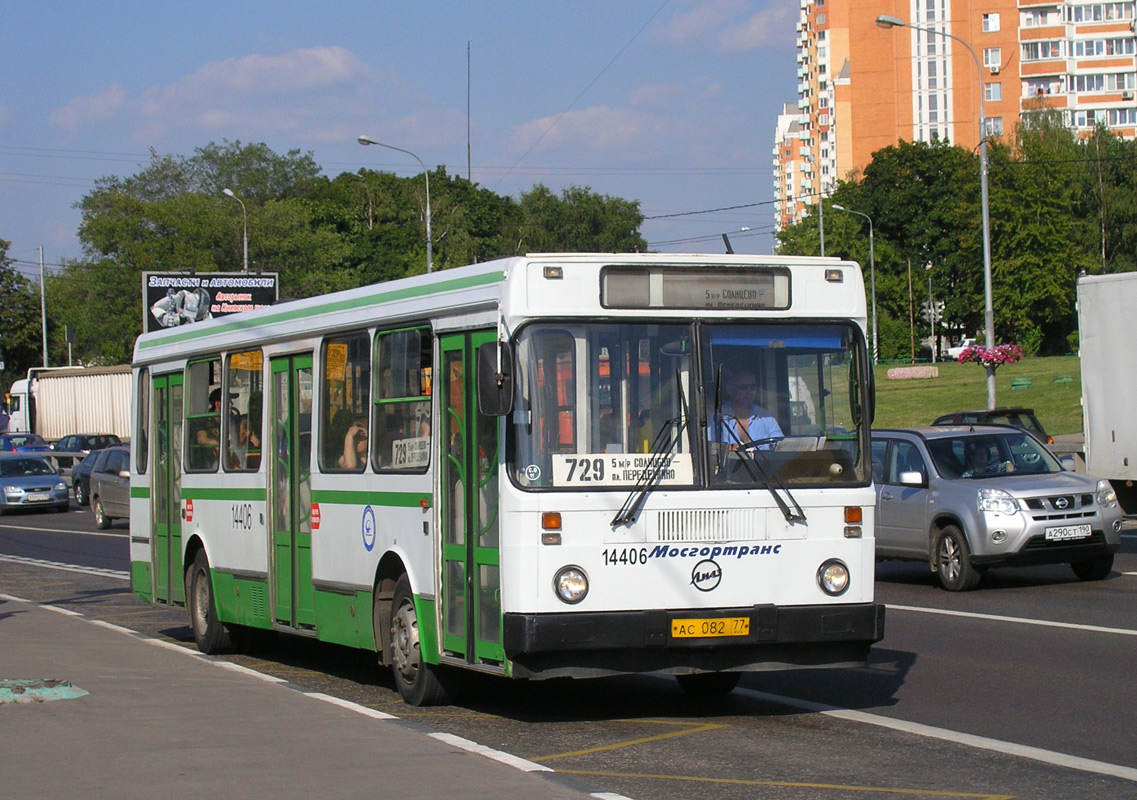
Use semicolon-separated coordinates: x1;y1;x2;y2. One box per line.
0;433;53;453
930;407;1053;445
70;450;101;507
0;455;70;515
89;445;130;529
872;426;1123;591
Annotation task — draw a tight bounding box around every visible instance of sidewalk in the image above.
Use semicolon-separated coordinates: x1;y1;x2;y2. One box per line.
0;594;601;800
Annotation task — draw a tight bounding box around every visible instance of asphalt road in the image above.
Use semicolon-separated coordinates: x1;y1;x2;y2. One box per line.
3;502;1136;800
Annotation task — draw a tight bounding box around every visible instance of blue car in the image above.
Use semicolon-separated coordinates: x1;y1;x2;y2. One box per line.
0;433;52;453
0;456;70;515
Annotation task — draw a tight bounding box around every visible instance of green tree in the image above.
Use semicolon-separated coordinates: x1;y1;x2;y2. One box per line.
45;259;142;366
0;239;44;393
517;185;646;253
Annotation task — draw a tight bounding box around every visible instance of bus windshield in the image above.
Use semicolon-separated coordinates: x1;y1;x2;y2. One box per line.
508;320;868;489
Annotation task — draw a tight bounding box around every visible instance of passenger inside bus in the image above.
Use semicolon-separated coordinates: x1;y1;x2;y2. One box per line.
191;387;234;470
338;415;369;470
228;414;261;470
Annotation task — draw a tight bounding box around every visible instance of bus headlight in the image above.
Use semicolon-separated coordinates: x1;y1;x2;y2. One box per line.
553;566;588;604
817;559;850;596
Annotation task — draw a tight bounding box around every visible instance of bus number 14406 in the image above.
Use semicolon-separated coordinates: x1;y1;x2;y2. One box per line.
603;547;649;566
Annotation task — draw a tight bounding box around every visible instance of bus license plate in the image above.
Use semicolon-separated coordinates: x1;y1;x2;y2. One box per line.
1045;524;1092;541
671;617;750;639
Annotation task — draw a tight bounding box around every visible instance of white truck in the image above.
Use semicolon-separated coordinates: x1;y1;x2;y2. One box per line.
6;365;133;441
1077;272;1137;513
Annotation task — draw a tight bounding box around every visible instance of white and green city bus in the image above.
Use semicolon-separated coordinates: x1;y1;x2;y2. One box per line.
128;253;884;704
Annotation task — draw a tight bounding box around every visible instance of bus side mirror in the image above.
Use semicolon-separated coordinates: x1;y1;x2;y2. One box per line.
477;342;514;416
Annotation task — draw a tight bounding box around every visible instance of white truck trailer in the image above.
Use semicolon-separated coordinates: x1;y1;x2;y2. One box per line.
1078;271;1137;513
6;365;133;441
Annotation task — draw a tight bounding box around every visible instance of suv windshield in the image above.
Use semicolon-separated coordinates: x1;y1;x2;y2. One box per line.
508;321;869;490
926;432;1061;479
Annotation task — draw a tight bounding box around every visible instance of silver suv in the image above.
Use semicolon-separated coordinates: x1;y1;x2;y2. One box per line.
872;426;1122;591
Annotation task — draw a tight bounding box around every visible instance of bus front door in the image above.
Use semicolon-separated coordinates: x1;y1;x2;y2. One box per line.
439;331;504;667
152;373;184;605
269;354;315;629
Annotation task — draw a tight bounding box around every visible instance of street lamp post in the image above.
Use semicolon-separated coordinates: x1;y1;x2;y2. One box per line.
222;188;248;273
358;135;433;273
877;14;996;408
832;204;878;363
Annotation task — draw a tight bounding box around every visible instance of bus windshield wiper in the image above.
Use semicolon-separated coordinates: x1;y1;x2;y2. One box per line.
732;437;807;523
611;376;689;528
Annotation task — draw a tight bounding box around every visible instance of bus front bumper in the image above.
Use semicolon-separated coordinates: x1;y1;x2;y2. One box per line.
502;602;886;680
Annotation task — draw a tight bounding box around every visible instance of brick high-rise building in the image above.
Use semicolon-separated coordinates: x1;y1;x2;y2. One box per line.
775;0;1137;233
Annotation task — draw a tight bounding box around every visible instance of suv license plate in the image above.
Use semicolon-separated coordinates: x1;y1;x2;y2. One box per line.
671;617;750;639
1045;524;1092;541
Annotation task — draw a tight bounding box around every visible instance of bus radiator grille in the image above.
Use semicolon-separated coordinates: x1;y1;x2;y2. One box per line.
653;509;764;542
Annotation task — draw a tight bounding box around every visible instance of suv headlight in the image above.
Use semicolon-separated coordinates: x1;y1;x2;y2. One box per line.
1096;479;1118;508
978;488;1018;515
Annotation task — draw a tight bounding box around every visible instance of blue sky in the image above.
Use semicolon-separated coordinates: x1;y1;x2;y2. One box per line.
1;0;799;277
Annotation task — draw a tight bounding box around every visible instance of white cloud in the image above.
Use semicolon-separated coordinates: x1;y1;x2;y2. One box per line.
49;83;127;131
48;47;399;144
512;104;702;157
627;83;684;108
717;4;796;52
652;0;748;45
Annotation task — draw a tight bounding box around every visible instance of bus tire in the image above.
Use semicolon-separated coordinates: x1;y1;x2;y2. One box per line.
675;672;741;697
389;575;450;706
187;550;233;654
93;497;112;529
934;525;981;591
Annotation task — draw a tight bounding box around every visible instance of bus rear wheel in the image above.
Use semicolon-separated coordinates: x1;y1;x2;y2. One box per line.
389;575;451;706
187;550;233;654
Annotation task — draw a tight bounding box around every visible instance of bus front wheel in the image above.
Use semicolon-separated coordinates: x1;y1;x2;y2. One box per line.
187;550;233;654
389;575;451;706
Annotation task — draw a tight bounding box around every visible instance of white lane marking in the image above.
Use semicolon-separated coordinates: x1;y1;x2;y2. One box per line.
302;691;396;719
888;603;1137;637
428;732;553;772
0;554;129;580
0;522;127;538
739;688;1137;783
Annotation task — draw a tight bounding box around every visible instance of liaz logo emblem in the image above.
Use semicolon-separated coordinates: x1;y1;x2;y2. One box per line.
691;559;722;592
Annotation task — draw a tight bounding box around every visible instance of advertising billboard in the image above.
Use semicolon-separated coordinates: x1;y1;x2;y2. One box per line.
142;272;279;334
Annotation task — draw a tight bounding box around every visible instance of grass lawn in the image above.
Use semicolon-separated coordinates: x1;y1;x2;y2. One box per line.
871;355;1083;435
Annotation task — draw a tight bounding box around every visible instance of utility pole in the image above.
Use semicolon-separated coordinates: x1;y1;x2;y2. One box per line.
39;246;48;368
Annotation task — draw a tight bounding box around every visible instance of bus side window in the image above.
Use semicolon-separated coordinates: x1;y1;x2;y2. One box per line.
320;332;371;473
375;327;432;471
185;358;221;472
225;350;263;472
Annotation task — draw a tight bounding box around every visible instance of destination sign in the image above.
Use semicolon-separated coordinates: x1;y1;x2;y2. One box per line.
601;266;790;310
